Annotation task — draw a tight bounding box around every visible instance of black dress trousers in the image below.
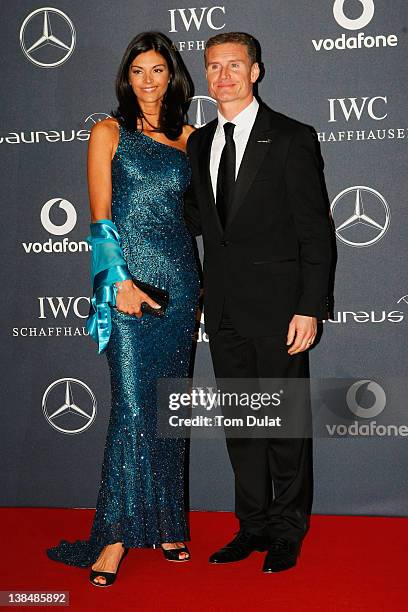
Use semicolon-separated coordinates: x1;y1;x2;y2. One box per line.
208;299;313;544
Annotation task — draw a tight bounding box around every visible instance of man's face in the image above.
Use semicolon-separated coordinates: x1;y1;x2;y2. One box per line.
205;42;259;105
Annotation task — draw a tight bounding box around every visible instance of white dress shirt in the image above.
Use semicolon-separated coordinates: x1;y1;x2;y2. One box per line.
210;97;259;200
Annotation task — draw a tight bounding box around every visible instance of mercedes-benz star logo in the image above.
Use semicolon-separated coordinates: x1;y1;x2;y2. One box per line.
331;186;390;247
20;7;76;68
346;380;386;419
189;95;217;128
42;378;97;434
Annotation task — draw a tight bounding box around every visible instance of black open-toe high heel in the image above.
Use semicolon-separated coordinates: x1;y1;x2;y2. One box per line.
89;544;129;587
161;543;190;562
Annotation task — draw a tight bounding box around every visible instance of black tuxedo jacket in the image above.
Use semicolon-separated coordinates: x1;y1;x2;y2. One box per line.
184;102;333;337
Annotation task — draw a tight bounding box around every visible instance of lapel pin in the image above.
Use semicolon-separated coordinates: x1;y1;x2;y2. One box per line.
257;138;272;143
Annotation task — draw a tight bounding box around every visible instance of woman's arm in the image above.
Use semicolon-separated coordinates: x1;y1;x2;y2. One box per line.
86;119;160;318
87;119;118;222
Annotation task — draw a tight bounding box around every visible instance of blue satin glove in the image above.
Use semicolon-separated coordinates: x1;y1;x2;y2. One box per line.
85;219;132;353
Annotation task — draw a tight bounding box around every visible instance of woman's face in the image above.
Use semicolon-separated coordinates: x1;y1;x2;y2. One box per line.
128;50;170;106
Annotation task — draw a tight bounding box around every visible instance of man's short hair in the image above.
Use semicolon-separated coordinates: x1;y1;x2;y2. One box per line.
204;32;258;65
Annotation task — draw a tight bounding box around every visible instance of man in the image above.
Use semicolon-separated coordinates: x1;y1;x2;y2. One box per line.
185;32;332;573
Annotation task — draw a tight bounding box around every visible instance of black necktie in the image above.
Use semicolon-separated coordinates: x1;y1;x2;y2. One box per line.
216;122;236;229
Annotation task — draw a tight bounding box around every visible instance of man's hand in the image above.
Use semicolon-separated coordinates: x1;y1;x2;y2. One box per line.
286;314;317;355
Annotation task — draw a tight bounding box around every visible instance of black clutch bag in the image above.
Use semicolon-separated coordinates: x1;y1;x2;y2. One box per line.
131;277;169;317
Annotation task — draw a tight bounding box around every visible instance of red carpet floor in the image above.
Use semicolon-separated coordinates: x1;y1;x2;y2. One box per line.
1;509;407;611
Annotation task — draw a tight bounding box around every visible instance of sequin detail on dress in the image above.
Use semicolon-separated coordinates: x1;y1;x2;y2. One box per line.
46;126;200;567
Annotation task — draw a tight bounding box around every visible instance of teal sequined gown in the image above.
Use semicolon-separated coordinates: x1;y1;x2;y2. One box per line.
46;125;200;567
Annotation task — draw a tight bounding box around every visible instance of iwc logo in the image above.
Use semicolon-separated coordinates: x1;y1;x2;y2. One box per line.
42;378;97;434
169;6;226;52
317;96;408;145
12;295;90;339
20;7;76;68
169;6;225;32
312;0;398;52
328;96;387;123
331;186;390;247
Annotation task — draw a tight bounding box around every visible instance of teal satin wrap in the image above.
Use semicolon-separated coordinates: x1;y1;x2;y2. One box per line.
86;219;132;353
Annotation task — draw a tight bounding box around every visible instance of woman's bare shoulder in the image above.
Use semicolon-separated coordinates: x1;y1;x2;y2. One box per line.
90;117;120;139
181;124;196;148
183;124;196;137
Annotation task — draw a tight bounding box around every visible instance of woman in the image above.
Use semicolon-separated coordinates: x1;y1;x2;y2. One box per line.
46;31;200;586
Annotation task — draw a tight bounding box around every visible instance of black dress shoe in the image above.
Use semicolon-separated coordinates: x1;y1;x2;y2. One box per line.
262;537;301;573
209;530;268;564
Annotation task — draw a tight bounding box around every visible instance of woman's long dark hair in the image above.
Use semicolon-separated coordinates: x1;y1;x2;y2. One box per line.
112;31;194;140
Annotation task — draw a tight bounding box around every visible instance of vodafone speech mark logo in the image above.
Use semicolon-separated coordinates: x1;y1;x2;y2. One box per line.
312;0;398;52
22;197;89;254
40;198;77;235
346;380;386;418
333;0;374;30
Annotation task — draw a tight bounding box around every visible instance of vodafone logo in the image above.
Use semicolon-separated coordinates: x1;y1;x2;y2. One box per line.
312;0;398;52
333;0;374;30
324;379;408;438
22;197;89;255
40;198;77;235
346;380;386;419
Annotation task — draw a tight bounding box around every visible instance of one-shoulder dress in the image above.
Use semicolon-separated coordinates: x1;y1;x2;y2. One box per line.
46;125;200;567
